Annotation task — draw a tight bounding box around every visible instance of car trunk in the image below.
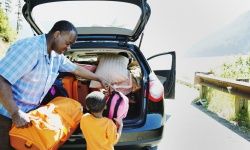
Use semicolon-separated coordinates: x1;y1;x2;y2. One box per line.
54;48;146;143
61;48;145;124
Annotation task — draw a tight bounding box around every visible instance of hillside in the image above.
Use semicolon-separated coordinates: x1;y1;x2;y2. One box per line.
186;11;250;57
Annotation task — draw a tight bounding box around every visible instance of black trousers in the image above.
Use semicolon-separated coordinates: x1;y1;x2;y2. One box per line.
0;114;14;150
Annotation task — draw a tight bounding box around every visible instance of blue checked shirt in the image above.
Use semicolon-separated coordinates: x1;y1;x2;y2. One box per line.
0;34;77;118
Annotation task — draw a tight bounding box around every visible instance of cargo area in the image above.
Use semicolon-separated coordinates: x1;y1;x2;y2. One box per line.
49;49;144;121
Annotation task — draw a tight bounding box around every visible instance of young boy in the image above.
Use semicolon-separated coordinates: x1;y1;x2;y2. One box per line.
80;91;123;150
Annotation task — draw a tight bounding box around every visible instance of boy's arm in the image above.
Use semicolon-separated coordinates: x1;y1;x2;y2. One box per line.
114;118;123;142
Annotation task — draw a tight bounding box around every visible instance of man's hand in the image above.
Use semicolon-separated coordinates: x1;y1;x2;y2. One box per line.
98;77;110;90
11;109;31;128
74;66;111;90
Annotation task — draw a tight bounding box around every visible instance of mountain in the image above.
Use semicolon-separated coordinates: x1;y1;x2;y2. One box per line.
186;11;250;57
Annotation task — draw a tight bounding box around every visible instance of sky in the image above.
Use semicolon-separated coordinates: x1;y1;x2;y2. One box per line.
142;0;250;57
5;0;250;57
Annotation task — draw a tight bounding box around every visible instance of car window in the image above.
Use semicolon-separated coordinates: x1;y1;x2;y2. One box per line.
32;1;141;33
148;54;172;70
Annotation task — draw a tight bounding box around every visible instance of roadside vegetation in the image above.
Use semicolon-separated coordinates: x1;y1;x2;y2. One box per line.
207;56;250;130
219;56;250;80
0;7;17;58
0;8;17;42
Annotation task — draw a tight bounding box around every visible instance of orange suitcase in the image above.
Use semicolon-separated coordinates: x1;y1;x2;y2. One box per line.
62;76;75;98
72;80;89;110
9;97;83;150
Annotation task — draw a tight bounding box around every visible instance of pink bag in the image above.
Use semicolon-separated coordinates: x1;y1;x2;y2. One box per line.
105;91;129;120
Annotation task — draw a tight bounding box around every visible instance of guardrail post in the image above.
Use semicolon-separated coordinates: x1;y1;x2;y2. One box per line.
235;96;250;127
248;100;250;127
200;85;207;100
242;98;249;127
235;79;249;126
235;96;240;116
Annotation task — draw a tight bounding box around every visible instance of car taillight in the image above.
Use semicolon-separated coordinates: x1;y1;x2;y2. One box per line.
147;72;164;102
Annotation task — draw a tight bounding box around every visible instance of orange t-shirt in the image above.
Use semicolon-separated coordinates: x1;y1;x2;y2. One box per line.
80;113;119;150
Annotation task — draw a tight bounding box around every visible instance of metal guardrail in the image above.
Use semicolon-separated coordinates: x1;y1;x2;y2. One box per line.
194;73;250;136
194;73;250;100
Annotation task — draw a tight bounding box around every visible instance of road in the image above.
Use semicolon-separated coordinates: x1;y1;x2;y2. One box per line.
158;84;250;150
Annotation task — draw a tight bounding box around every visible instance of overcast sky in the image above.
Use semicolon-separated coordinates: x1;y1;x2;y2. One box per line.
142;0;250;57
7;0;250;57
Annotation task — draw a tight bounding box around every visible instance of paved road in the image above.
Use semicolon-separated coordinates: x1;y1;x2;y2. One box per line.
158;84;250;150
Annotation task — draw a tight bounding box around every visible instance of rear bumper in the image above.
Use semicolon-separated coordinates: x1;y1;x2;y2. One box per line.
116;126;163;148
118;113;164;146
60;114;164;149
60;127;163;149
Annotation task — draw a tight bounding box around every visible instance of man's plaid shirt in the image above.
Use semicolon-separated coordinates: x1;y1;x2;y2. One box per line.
0;34;77;118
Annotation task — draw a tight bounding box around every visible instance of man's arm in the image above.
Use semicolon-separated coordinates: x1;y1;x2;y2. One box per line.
73;66;109;89
0;76;18;116
0;75;30;127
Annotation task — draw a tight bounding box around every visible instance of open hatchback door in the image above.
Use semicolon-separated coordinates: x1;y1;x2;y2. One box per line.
22;0;150;42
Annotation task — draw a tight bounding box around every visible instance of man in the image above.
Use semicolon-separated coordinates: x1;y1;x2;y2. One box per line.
0;20;108;149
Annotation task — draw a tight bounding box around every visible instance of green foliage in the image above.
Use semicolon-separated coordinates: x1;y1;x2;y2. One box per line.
235;109;249;128
210;55;250;129
206;88;236;120
220;56;250;79
0;8;17;42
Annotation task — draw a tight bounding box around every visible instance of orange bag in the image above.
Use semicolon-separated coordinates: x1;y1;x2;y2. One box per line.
72;80;89;110
62;76;75;98
9;97;83;150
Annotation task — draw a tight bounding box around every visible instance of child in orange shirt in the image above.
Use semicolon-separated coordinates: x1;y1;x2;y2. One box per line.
80;91;123;150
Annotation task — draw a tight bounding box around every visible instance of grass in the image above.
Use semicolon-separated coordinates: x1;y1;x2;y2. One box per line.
206;89;236;120
201;87;250;130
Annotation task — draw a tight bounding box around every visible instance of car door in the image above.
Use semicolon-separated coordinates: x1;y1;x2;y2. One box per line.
147;51;176;99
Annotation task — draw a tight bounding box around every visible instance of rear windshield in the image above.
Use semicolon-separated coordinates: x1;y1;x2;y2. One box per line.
32;1;141;33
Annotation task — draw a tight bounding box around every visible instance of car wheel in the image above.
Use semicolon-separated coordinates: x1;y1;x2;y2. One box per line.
143;146;158;150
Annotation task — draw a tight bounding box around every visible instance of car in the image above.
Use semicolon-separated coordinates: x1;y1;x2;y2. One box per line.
22;0;176;149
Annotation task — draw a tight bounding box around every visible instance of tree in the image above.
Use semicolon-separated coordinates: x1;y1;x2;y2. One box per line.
5;0;12;14
0;7;16;42
16;0;22;33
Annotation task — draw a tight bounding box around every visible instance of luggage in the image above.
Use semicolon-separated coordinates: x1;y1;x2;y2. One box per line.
9;97;83;150
72;80;89;110
62;75;90;110
42;79;68;105
105;91;129;120
62;76;75;98
111;72;132;95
